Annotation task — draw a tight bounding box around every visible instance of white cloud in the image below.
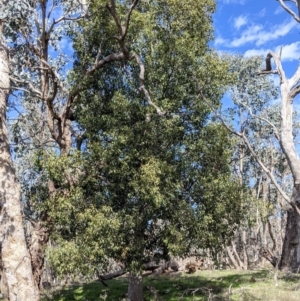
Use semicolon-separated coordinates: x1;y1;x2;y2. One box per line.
274;6;284;15
234;15;248;29
230;19;297;47
215;37;227;46
276;42;300;61
244;49;268;57
230;24;263;47
243;42;300;62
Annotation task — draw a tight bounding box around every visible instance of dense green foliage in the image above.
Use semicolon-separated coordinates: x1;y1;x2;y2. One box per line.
41;0;246;277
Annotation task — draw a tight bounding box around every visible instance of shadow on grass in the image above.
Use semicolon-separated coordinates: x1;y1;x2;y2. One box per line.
43;279;128;301
143;270;268;301
43;270;290;301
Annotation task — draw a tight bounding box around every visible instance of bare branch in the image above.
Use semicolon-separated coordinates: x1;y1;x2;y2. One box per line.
123;0;139;40
289;65;300;91
133;53;166;116
290;84;300;98
235;100;280;140
106;1;123;38
65;0;163;127
258;51;287;84
47;13;86;37
241;132;291;205
86;52;127;77
106;0;139;56
10;77;43;98
277;0;300;22
47;0;58;20
193;77;292;208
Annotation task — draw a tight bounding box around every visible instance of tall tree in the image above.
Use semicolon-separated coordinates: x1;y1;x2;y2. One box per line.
214;55;284;270
1;2;245;300
217;53;300;271
0;1;39;299
257;51;300;270
45;1;246;300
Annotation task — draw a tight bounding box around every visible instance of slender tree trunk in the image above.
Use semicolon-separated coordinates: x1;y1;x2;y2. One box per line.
226;246;241;270
128;271;143;301
242;230;248;270
0;21;39;300
280;185;300;271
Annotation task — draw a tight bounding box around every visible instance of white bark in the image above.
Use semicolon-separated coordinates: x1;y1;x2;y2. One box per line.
259;51;300;270
0;20;39;300
278;0;300;23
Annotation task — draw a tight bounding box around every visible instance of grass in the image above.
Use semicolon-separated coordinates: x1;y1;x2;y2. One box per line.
42;269;300;301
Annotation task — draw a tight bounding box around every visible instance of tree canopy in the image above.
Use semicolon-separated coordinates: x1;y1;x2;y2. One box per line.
0;1;249;299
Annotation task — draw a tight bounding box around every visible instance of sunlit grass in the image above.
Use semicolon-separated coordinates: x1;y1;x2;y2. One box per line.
42;269;300;301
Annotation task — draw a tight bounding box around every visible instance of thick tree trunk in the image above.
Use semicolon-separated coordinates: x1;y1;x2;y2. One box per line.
0;249;8;298
29;215;52;290
280;185;300;271
0;22;40;300
277;62;300;271
128;272;143;301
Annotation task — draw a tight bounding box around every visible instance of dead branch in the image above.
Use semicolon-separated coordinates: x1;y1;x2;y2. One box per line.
277;0;300;23
260;247;278;267
257;51;286;84
97;268;126;281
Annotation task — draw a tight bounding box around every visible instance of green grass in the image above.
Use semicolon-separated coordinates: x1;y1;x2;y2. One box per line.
42;269;300;301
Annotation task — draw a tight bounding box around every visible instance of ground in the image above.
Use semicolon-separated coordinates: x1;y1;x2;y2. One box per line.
42;269;300;301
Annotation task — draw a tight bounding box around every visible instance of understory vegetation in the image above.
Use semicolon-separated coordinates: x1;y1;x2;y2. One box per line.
43;269;300;301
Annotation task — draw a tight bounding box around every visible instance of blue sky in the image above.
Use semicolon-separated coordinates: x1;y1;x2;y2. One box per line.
213;0;300;78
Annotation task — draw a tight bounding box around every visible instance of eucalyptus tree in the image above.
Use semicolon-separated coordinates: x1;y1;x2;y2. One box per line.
1;0;165;293
0;1;40;299
226;117;289;269
44;1;246;300
217;53;300;271
255;50;300;270
268;0;300;271
1;1;244;300
214;55;295;269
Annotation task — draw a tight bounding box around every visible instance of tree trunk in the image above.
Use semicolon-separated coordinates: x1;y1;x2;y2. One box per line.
226;246;242;270
280;185;300;271
28;216;52;290
0;21;40;300
242;230;248;270
128;271;143;301
0;249;8;298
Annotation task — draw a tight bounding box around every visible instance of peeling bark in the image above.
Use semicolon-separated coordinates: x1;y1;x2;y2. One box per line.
28;213;52;290
257;51;300;271
0;18;39;301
